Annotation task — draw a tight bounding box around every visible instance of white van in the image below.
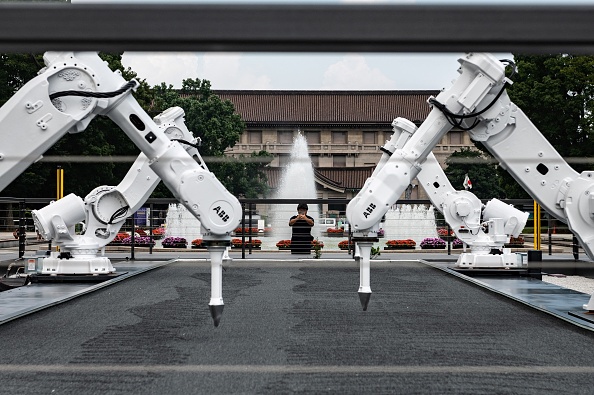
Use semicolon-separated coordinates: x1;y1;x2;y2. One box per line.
318;218;337;228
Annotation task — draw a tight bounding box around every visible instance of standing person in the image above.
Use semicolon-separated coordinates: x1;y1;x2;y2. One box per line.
289;203;314;254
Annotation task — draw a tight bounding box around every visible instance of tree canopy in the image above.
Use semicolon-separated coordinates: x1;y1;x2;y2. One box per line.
444;147;505;200
0;53;269;200
507;54;594;170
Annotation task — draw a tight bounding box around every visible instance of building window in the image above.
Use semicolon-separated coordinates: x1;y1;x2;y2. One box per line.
305;131;321;144
249;130;262;144
278;154;290;167
449;131;463;145
278;130;293;144
333;155;347;167
310;155;319;167
384;131;393;144
363;131;376;145
328;202;347;216
332;131;347;144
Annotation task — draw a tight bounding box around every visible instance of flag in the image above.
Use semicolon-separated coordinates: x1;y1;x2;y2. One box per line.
463;173;472;190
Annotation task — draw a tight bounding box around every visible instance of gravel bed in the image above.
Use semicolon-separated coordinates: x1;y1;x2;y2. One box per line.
542;274;594;295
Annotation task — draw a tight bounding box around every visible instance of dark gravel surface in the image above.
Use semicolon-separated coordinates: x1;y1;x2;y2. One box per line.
0;259;593;394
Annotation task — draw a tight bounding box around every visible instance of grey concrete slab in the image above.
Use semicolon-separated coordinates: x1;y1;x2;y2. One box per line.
0;259;593;394
0;259;176;325
425;260;594;331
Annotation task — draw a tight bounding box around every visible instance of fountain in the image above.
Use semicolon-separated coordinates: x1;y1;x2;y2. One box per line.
382;204;438;247
269;132;320;243
164;203;202;246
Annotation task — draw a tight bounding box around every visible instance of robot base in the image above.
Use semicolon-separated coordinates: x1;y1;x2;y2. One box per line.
41;253;115;275
455;252;525;269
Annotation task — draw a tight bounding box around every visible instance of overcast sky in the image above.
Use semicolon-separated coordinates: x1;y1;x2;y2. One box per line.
73;0;593;91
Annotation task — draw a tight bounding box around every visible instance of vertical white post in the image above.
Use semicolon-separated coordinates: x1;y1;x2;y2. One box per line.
208;245;226;327
357;241;373;311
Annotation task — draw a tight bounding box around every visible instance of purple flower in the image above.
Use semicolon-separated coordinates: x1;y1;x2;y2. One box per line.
121;236;155;245
162;236;188;246
420;237;446;247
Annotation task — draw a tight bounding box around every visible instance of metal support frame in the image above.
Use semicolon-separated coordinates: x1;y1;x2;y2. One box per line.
2;4;594;53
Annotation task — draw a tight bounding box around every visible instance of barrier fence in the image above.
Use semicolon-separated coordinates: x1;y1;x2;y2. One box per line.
0;197;582;260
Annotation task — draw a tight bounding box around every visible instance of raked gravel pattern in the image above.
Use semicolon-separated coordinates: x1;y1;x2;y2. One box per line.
542;274;594;295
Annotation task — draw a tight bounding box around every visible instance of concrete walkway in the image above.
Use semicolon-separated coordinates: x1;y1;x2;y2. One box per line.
0;257;592;394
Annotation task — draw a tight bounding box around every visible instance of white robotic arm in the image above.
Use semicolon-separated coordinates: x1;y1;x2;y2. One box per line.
424;53;594;311
1;52;240;325
32;106;200;273
346;54;519;309
385;117;529;268
347;53;509;234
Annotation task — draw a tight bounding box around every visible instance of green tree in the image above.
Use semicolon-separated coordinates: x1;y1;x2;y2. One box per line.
508;54;594;170
210;151;273;198
0;52;151;198
0;55;267;200
149;78;270;198
444;147;505;199
150;79;245;157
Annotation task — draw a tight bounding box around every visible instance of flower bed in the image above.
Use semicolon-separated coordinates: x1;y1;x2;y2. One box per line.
151;228;165;240
384;239;416;250
504;236;525;248
161;236;188;248
276;240;324;250
110;232;130;244
326;228;344;237
234;227;259;236
191;238;205;249
119;236;155;247
231;238;262;249
276;240;292;250
437;228;455;242
338;240;354;250
452;238;464;249
420;237;446;249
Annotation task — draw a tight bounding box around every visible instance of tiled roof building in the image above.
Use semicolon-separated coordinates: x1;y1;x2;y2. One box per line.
217;90;475;210
216;90;436;127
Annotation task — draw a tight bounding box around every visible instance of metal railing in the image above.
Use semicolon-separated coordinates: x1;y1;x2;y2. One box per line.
0;197;582;260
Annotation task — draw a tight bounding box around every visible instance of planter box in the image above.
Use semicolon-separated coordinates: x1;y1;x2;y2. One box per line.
384;246;416;250
420;245;446;250
163;244;188;248
278;246;322;250
504;244;525;248
191;245;206;249
232;245;261;250
325;232;344;238
339;245;354;250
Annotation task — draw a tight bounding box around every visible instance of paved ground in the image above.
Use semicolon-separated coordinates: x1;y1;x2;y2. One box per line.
0;238;593;394
0;258;593;394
